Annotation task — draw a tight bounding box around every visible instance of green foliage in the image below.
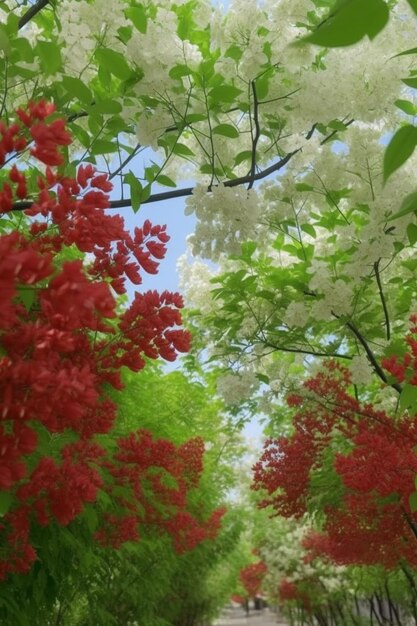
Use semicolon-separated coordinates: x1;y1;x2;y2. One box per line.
302;0;389;47
383;125;417;182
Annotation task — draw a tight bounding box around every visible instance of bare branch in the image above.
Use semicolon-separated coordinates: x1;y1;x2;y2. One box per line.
263;340;352;361
332;312;401;393
18;0;50;29
247;80;261;190
374;259;391;341
10;148;301;212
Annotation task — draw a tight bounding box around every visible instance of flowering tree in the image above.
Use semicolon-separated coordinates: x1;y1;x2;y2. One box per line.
0;99;237;626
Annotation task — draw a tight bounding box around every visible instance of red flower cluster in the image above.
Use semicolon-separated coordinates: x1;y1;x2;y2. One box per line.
95;430;225;553
0;102;201;578
253;357;417;569
239;561;267;597
278;578;311;612
382;315;417;386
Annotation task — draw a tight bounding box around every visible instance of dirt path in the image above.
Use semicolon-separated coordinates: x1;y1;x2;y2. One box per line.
213;606;286;626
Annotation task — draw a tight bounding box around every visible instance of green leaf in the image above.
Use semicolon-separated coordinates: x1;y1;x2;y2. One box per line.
169;64;192;79
383;125;417;182
301;223;317;238
62;76;92;105
402;77;417;89
12;37;34;62
406;0;417;14
407;223;417;245
18;287;35;311
241;241;257;259
212;124;239;138
95;48;132;80
395;99;417;116
295;182;315;192
172;143;195;157
70;123;92;148
255;73;271;100
256;373;270;385
0;25;11;55
234;150;253;165
125;5;147;33
224;44;242;62
303;0;389;47
399;383;417;415
0;492;13;516
84;506;98;533
156;174;176;187
92;99;122;114
184;113;207;124
388;191;417;221
125;171;143;213
36;41;62;75
410;492;417;512
208;85;242;102
91;140;118;155
328;119;347;131
392;48;417;61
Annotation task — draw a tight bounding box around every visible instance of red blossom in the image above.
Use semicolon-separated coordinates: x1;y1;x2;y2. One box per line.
253;356;417;569
0;102;205;579
240;561;267;597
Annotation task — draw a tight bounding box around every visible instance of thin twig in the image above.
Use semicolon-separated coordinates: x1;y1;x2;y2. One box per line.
263;340;352;361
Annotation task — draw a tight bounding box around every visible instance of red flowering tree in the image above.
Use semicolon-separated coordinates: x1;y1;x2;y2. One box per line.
239;560;267;598
253;337;417;570
0;102;224;580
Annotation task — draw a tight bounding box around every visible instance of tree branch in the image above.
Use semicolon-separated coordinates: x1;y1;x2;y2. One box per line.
247;81;261;190
10;149;301;212
263;340;352;361
18;0;50;29
333;313;401;393
374;259;391;341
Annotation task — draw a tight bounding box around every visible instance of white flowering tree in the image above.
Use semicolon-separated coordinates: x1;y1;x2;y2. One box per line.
251;514;417;626
173;0;417;422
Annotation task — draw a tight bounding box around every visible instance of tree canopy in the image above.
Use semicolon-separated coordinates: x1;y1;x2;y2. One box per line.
3;0;417;625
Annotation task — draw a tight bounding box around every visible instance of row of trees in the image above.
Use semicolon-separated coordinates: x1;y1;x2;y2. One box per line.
199;2;417;624
3;0;417;624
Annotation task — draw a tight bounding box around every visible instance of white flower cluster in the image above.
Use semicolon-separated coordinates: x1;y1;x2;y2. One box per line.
176;251;217;315
349;354;373;386
308;262;354;320
283;301;308;328
57;0;128;76
136;107;173;150
216;369;259;406
185;183;260;260
126;6;202;97
259;518;348;599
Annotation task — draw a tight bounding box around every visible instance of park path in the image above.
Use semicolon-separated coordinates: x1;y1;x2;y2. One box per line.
213;606;286;626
